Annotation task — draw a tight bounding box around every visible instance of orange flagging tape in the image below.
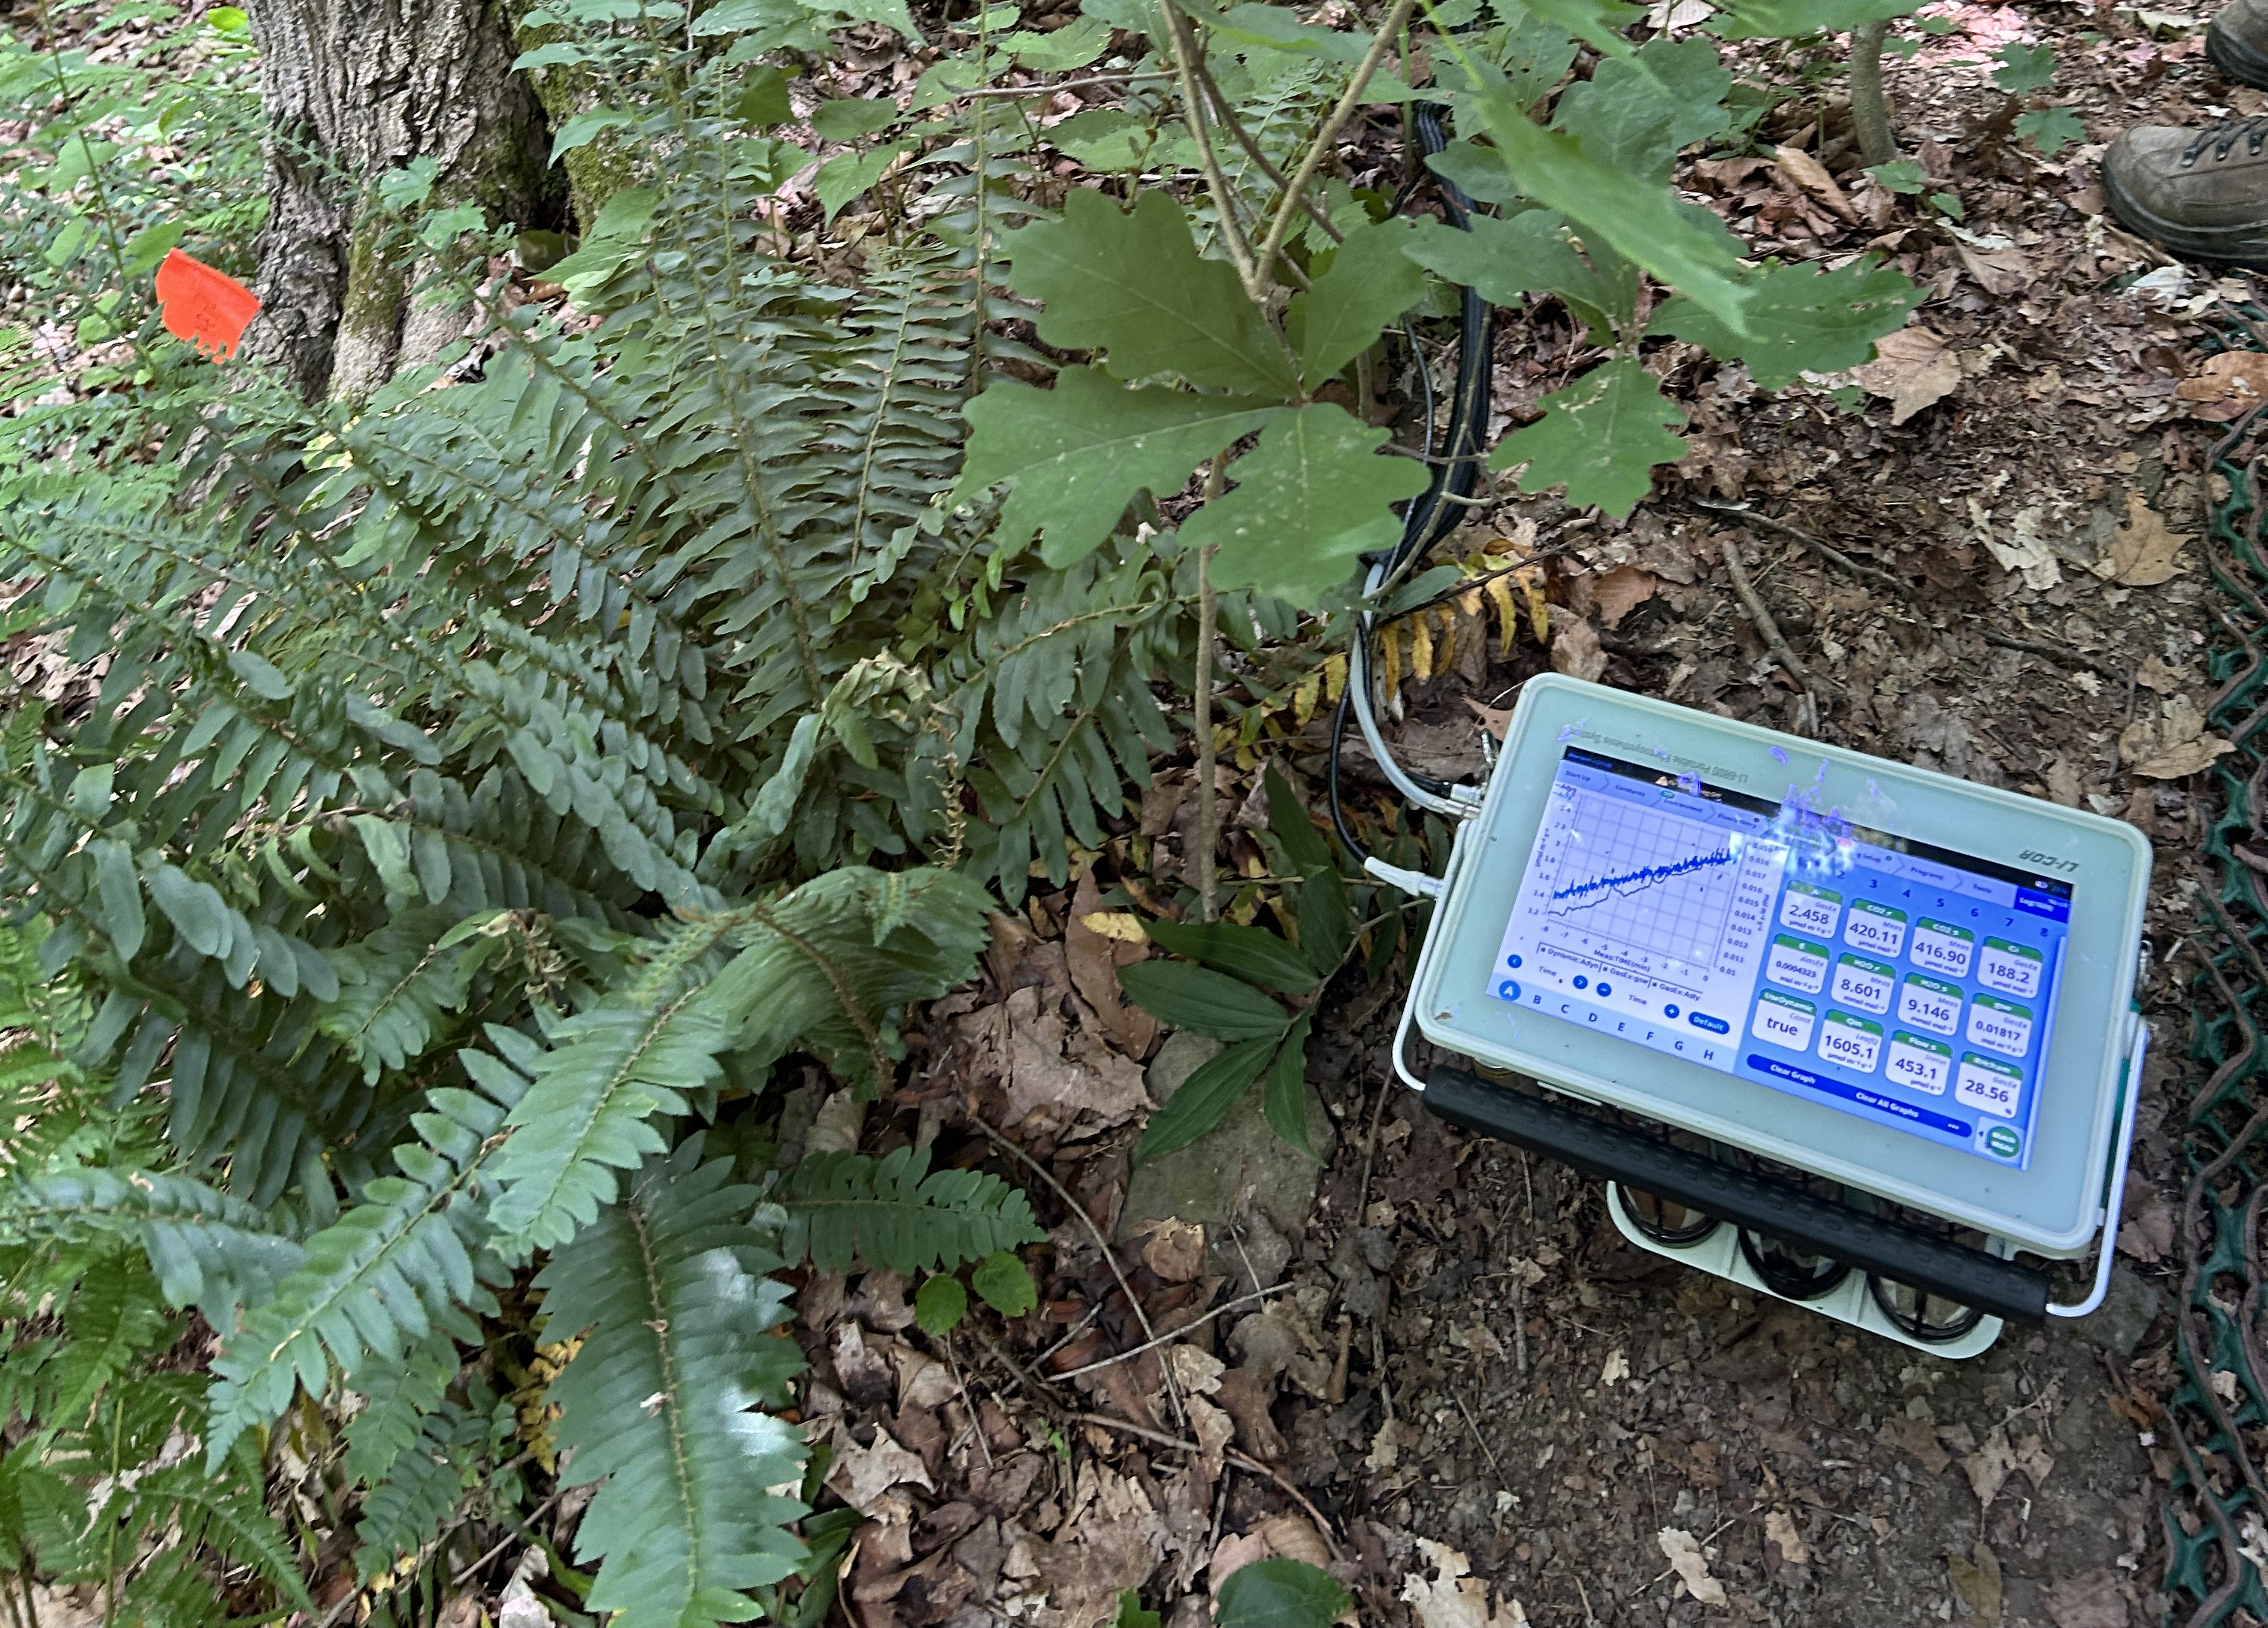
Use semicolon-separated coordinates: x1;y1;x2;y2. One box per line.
154;249;259;360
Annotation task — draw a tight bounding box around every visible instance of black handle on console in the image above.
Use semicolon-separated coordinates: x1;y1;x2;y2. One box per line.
1421;1067;2051;1326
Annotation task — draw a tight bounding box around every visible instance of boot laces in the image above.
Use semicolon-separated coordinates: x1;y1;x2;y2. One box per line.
2184;114;2268;164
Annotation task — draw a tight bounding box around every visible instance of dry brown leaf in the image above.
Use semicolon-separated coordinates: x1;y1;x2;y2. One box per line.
2100;492;2192;586
2176;350;2268;421
1964;1427;2016;1510
1402;1539;1532;1628
1853;326;1963;425
1947;1542;2003;1626
1462;697;1512;741
1656;1528;1728;1606
827;1423;936;1515
1887;1415;1952;1474
1066;869;1157;1058
1956;242;2032;297
1139;1218;1206;1283
2122;694;2234;778
1774;144;1857;222
1594;563;1659;628
2043;1569;2128;1628
1549;616;1607;682
1764;1508;1810;1568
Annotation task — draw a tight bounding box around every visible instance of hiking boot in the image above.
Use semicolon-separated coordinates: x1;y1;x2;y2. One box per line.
2212;0;2268;89
2103;117;2268;267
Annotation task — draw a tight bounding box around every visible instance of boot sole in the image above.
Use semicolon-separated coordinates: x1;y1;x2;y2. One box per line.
2103;163;2268;268
2209;17;2268;89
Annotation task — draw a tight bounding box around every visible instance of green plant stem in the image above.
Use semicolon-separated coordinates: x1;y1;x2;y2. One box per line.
38;8;134;290
1849;20;1895;168
1160;2;1263;298
1193;59;1343;247
1250;0;1418;288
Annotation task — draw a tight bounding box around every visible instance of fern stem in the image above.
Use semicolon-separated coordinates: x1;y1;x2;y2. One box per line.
1160;2;1263;300
1251;0;1419;290
1193;543;1221;925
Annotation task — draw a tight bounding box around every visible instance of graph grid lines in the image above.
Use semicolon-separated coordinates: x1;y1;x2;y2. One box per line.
1547;793;1740;964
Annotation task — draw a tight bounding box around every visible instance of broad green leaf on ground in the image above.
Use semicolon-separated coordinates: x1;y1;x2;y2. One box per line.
1116;960;1289;1040
1215;1557;1353;1628
1142;918;1321;994
1286;217;1427;389
1709;0;1917;37
1132;1036;1276;1163
1263;1013;1317;1160
1453;86;1752;333
1992;41;2056;92
1403;212;1634;336
2015;107;2085;156
1424;141;1527;205
1648;256;1922;389
1551;38;1733;183
999;188;1300;395
970;1251;1037;1317
914;1273;967;1336
1866;159;1928;194
733;65;795;128
1182;404;1430;605
814;144;909;222
957;367;1281;566
1006;15;1111;68
1045;109;1160;172
811;98;900;141
1492;357;1687;517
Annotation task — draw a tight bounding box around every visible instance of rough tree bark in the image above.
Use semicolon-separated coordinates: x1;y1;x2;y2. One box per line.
241;0;564;401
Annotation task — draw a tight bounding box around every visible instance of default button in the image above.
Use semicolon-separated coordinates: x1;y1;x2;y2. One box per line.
1689;1012;1730;1034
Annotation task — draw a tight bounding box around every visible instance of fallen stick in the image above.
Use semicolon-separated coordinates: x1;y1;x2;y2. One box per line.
1721;534;1831;737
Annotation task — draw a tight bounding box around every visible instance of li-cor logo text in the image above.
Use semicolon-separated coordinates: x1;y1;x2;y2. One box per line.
2019;849;2079;875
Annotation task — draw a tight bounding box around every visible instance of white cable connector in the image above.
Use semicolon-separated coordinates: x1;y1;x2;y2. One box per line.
1354;564;1486;821
1363;856;1445;898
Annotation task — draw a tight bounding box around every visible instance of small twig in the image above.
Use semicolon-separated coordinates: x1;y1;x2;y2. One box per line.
973;1116;1187;1427
450;1484;569;1590
1693;498;1904;596
1722;534;1830;737
1628;1503;1761;1598
1452;1393;1508;1490
1250;0;1419;286
964;68;1177;97
1979;629;2128;682
971;1322;1065;1419
1050;1283;1293;1379
1354;1070;1393;1218
945;1330;996;1469
1071;1412;1347;1558
1035;1299;1108;1366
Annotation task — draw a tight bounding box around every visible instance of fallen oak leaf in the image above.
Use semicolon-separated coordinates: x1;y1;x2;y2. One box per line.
1656;1528;1728;1606
1774;144;1858;223
2097;491;2192;586
1852;325;1962;425
2176;350;2268;421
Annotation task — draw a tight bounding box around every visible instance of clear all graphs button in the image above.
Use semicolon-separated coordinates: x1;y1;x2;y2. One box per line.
1689;1011;1730;1033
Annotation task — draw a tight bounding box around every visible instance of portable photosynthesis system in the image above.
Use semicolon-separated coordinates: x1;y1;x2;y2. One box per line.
1379;673;2152;1355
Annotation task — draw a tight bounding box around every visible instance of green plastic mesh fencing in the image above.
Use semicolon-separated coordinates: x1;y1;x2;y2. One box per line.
2169;365;2268;1625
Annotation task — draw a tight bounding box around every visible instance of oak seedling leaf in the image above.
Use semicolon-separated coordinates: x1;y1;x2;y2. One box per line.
1456;86;1752;334
1405;211;1634;336
957;366;1281;566
999;188;1300;395
1286;217;1427;389
1182;404;1430;606
1649;255;1922;389
1551;38;1732;184
1492;357;1687;517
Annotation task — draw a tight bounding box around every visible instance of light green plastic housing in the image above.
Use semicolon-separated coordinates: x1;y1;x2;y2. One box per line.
1409;675;2151;1255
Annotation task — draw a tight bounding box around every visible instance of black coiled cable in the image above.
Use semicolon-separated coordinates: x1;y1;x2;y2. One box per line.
1328;95;1494;862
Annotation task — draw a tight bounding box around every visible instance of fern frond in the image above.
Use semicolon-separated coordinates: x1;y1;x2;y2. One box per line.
342;1330;461;1490
537;1140;806;1628
205;1079;517;1463
0;1169;305;1325
351;1393;491;1582
777;1145;1045;1274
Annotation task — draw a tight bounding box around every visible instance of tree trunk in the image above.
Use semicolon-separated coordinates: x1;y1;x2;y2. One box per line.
242;0;564;401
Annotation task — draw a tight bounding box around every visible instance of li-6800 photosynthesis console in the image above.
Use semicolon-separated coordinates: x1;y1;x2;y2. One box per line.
1387;675;2151;1355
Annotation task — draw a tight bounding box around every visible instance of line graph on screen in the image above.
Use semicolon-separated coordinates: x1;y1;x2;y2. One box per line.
1548;794;1740;964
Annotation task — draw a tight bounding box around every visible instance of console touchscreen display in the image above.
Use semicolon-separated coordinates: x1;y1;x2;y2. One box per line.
1489;747;2073;1168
